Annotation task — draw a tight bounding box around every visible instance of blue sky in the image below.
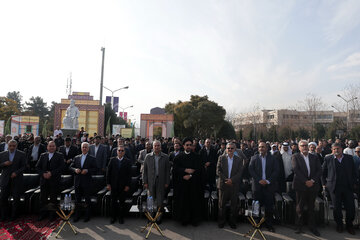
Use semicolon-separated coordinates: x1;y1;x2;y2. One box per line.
0;0;359;127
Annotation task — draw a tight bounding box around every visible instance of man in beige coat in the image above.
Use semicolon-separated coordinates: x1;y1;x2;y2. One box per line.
143;140;170;222
216;142;244;229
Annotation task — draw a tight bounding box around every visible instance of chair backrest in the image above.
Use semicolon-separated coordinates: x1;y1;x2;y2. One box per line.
23;174;40;191
91;175;106;194
60;175;74;191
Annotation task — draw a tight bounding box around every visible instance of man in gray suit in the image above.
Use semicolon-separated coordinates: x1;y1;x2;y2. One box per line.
143;140;170;223
292;140;321;236
0;140;26;221
89;135;108;174
137;141;152;174
216;142;244;229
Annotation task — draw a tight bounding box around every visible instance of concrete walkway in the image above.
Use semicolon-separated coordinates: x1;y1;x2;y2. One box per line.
49;217;360;240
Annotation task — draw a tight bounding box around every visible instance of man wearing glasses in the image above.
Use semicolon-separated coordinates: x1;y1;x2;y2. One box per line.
249;141;279;232
292;140;321;236
106;145;132;224
216;142;244;229
322;142;357;235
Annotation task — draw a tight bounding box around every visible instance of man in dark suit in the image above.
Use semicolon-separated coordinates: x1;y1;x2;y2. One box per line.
200;138;218;191
70;142;97;222
27;136;46;173
249;141;279;232
111;138;133;163
0;135;12;152
322;142;357;235
0;140;26;221
106;145;132;224
216;142;244;229
168;141;181;165
36;141;65;220
59;137;78;174
89;135;108;174
292;140;321;236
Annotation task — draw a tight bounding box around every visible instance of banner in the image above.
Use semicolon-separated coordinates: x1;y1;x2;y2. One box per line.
112;124;122;135
0;120;4;136
119;112;128;121
106;96;119;112
120;128;132;138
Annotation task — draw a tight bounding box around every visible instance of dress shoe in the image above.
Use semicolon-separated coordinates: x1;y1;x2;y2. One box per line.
110;218;116;224
83;217;90;222
310;228;320;237
229;223;237;229
347;226;355;235
119;218;124;224
218;223;224;228
295;227;304;234
267;226;275;233
336;225;343;233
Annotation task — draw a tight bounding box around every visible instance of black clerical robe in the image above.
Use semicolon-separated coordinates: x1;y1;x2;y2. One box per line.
173;151;204;224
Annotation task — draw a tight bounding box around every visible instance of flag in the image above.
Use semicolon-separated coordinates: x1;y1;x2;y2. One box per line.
42;120;48;137
4;117;11;135
106;116;111;136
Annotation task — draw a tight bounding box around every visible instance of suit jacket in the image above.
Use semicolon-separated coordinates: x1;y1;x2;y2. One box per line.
26;143;46;163
106;156;132;192
70;154;97;188
216;154;243;190
89;144;108;170
0;142;7;152
322;154;357;193
249;153;279;192
58;145;78;161
143;152;170;199
292;153;321;192
36;152;65;186
0;150;26;193
200;146;218;168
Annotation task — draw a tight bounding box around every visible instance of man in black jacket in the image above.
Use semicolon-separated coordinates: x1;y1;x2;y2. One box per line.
106;145;131;224
292;140;321;236
36;141;65;220
27;136;46;173
199;138;218;191
249;141;279;232
70;142;97;222
59;137;78;174
322;142;357;235
0;140;26;221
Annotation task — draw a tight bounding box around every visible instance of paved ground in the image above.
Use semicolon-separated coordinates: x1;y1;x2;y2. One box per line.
49;217;360;240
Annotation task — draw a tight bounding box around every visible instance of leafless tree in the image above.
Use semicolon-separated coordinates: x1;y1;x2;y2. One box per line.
298;93;325;137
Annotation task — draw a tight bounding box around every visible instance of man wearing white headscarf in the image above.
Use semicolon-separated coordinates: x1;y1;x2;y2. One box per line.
308;142;317;155
278;142;293;192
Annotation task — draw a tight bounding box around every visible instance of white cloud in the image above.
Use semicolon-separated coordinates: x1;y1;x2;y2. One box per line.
327;52;360;71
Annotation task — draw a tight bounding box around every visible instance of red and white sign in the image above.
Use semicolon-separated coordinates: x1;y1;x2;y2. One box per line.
119;112;128;121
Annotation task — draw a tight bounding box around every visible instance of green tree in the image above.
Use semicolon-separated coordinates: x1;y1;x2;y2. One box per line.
165;95;226;138
217;121;236;139
104;103;129;136
314;123;326;140
6;91;23;111
296;127;310;139
25;96;50;119
350;125;360;140
0;97;20;120
267;126;278;142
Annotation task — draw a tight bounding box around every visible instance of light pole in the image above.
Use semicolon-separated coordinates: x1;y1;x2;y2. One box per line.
103;86;129;110
119;105;133;120
337;94;358;132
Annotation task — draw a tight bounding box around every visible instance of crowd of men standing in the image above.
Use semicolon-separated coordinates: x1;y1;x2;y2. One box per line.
1;131;360;237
